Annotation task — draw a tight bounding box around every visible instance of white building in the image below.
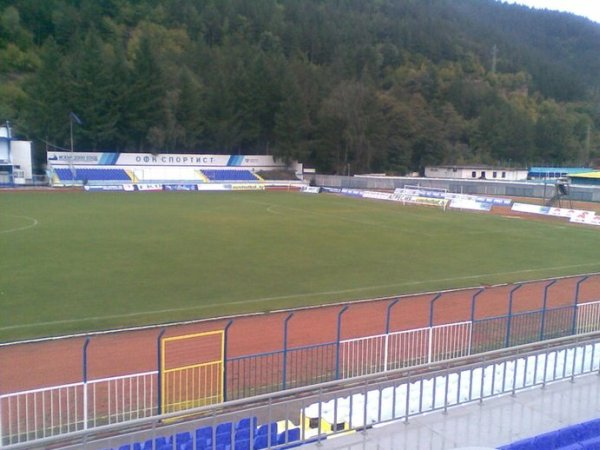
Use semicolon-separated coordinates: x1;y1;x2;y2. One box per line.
0;122;33;185
424;165;528;181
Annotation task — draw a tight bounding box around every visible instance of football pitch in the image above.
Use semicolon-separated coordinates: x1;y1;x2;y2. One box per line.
2;190;600;342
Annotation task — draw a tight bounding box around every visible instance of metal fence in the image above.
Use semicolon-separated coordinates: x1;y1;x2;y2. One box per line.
2;288;600;447
6;332;600;450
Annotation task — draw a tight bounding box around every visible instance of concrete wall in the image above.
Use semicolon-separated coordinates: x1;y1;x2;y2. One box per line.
314;175;600;203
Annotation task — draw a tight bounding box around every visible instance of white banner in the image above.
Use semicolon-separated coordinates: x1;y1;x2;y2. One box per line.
570;215;600;226
301;186;321;194
449;198;492;211
363;191;393;201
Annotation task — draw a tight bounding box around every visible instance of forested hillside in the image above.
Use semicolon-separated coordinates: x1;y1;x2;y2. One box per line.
1;0;600;174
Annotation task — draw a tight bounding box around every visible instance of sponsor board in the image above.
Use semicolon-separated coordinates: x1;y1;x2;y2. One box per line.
163;184;198;191
231;183;265;191
449;198;492;211
301;186;321;194
339;188;365;198
83;185;125;191
394;188;511;206
570;215;600;226
136;184;163;191
196;184;231;191
321;187;342;194
363;191;393;201
511;203;547;215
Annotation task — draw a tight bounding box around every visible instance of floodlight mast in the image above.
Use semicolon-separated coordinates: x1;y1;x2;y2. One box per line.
69;112;82;186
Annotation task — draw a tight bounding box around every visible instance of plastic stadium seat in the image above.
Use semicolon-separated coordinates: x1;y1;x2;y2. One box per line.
236;417;258;431
154;436;172;450
216;432;232;449
234;437;251;450
278;428;302;449
118;445;131;450
533;431;557;449
253;434;269;450
216;422;233;436
176;432;192;450
196;426;213;450
133;439;153;450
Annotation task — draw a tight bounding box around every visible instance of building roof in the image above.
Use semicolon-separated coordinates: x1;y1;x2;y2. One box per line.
568;171;600;179
428;165;527;171
529;167;590;175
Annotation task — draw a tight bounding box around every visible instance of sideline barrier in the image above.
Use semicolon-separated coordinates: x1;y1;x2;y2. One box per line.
6;332;600;450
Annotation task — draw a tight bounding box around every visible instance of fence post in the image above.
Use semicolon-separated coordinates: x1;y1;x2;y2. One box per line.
156;328;166;415
427;293;443;363
506;284;524;348
571;275;590;335
282;313;294;390
470;288;486;323
469;288;485;354
222;320;234;402
82;336;91;431
335;306;349;380
386;298;400;334
539;280;557;340
428;293;443;328
384;299;400;372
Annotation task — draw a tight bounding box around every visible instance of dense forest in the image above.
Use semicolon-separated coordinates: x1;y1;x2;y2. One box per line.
1;0;600;174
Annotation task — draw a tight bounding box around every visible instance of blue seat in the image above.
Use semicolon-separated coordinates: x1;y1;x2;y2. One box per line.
253;434;269;450
533;431;556;449
216;432;232;449
175;432;192;450
118;445;131;450
278;428;301;447
133;439;153;450
216;422;233;436
155;436;172;450
236;417;258;431
196;426;213;450
234;437;251;450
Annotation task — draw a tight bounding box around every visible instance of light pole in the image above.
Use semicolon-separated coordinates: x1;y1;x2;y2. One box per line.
69;112;82;186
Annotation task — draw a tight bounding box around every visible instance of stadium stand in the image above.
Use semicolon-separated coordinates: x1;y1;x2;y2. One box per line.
54;167;132;182
498;417;600;450
201;169;259;182
102;417;302;450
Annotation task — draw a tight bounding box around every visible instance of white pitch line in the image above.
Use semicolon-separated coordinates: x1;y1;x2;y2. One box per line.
0;214;39;234
2;262;600;332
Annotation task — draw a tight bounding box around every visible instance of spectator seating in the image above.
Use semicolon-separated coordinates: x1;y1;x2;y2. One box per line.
201;170;259;182
54;167;132;182
499;417;600;449
103;417;303;450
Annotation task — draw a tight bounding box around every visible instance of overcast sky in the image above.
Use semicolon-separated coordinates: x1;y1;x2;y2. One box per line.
499;1;600;24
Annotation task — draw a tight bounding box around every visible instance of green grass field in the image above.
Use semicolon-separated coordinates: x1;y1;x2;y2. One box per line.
2;190;600;342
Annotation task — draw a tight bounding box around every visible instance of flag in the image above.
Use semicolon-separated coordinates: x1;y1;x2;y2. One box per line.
69;112;83;125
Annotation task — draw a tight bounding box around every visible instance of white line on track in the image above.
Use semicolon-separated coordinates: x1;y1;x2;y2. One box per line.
2;262;600;332
0;214;39;234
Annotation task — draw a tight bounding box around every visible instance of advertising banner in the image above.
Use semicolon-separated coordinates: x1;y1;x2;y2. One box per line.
363;191;393;201
570;215;600;226
48;151;285;168
449;198;493;211
136;184;163;191
163;184;198;191
301;186;321;194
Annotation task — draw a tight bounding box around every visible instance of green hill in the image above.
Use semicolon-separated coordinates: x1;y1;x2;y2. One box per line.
1;0;600;173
